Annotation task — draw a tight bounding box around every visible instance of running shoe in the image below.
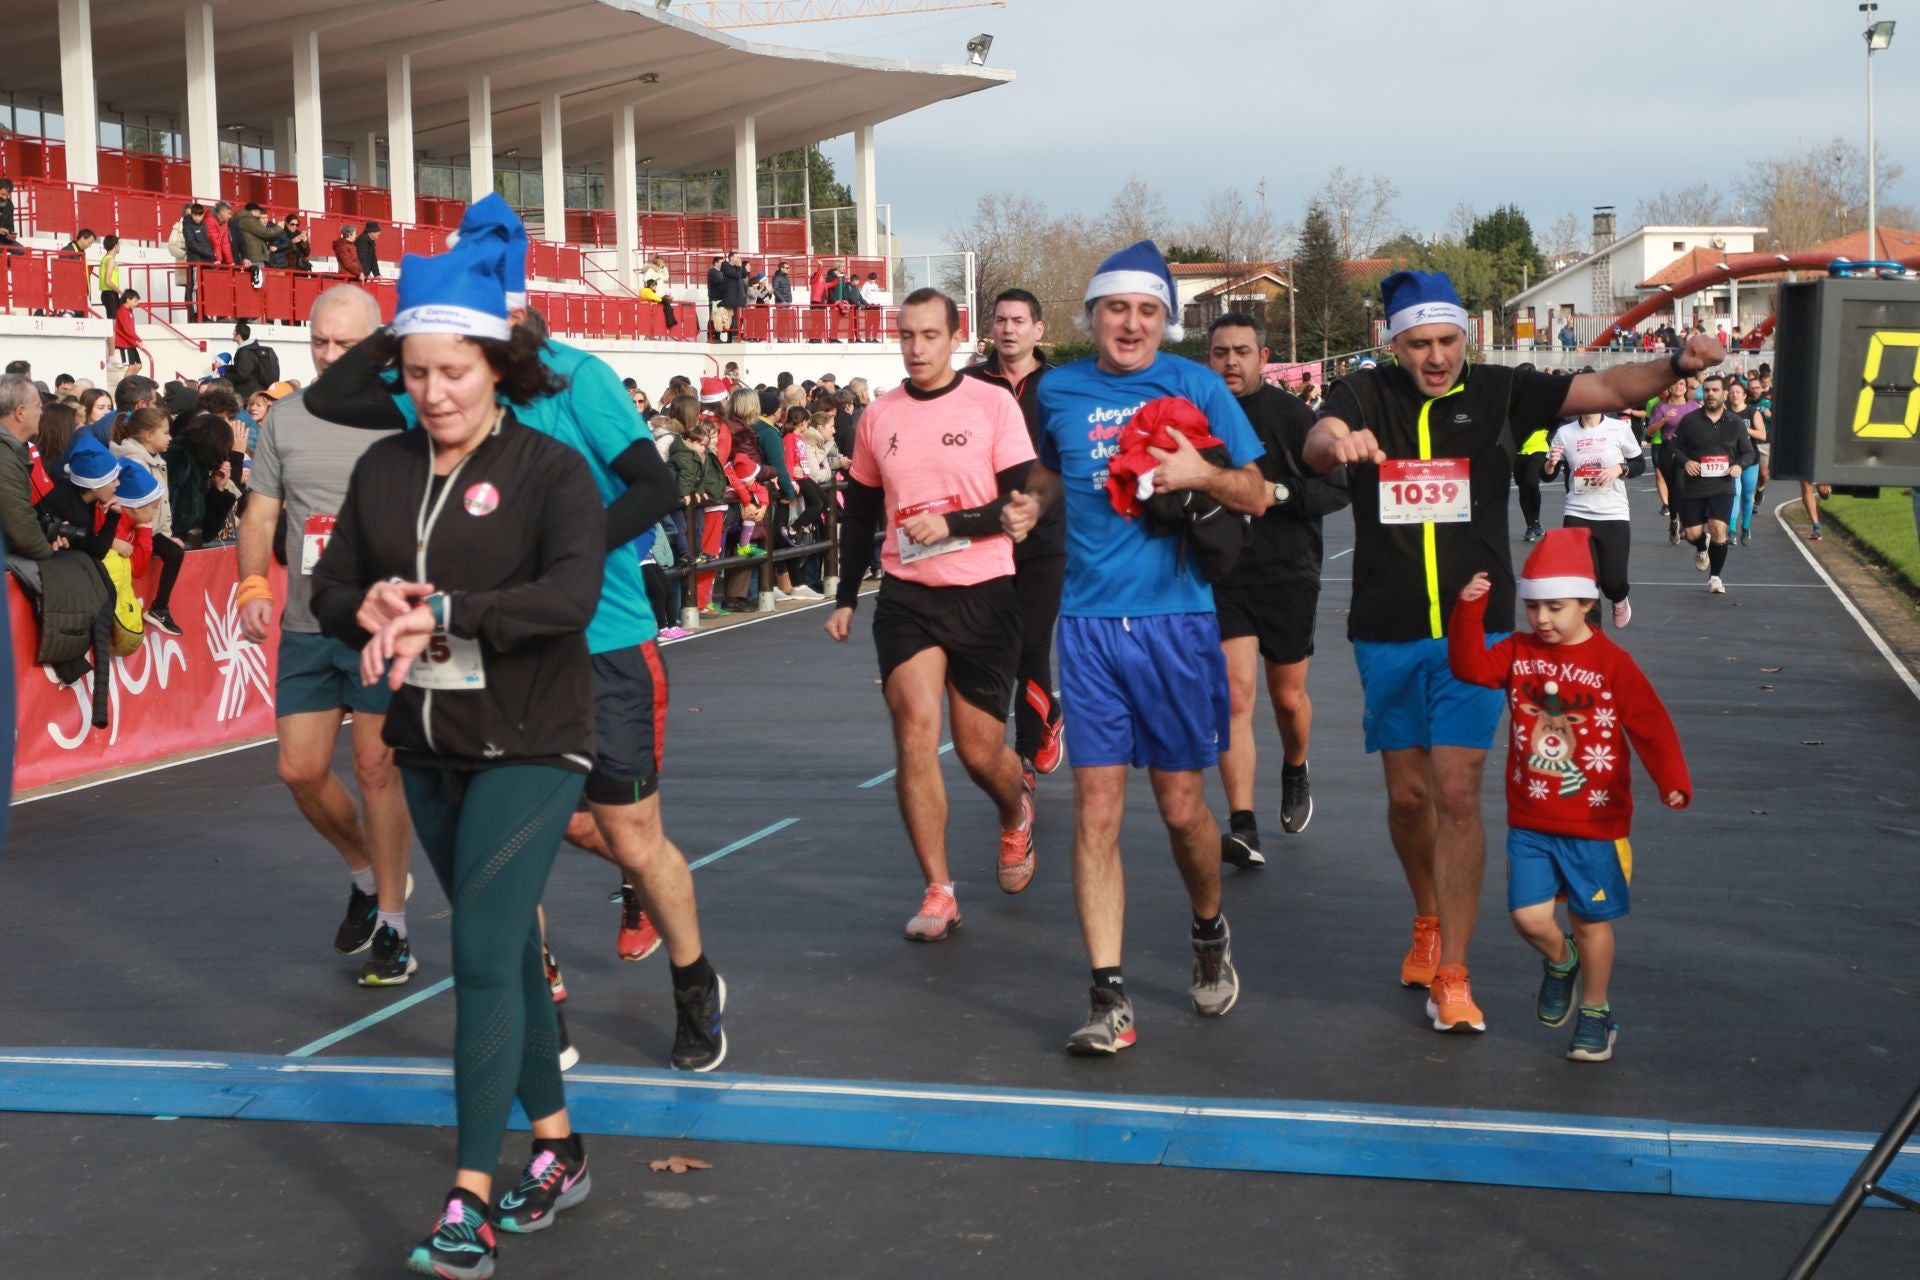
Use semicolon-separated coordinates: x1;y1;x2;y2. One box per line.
659;626;690;640
1525;521;1544;543
671;973;728;1072
1190;920;1240;1017
495;1141;592;1234
1221;823;1264;869
773;588;795;603
1668;523;1680;546
1400;915;1442;988
544;947;567;1003
1809;522;1823;542
1066;985;1137;1055
904;882;960;941
1425;963;1486;1033
1739;527;1752;547
1567;1006;1618;1061
358;925;418;987
1020;756;1037;796
555;1006;580;1072
1279;766;1313;834
1659;503;1669;516
1537;939;1579;1027
1612;599;1632;629
790;585;825;600
1032;706;1066;775
333;884;379;955
616;884;662;962
700;603;729;617
143;606;182;636
741;545;767;558
1708;575;1726;594
406;1190;496;1280
997;788;1036;895
1695;546;1710;572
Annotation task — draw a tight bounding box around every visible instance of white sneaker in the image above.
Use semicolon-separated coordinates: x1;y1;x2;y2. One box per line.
790;585;824;600
1695;548;1710;572
1612;599;1632;628
1707;575;1726;594
773;589;795;603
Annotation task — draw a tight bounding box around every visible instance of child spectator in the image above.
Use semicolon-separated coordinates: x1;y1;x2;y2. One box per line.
35;434;125;560
29;400;80;503
97;234;123;318
1448;529;1691;1063
110;406;184;635
112;289;146;373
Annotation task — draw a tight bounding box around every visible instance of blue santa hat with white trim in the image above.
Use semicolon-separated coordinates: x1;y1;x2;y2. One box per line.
64;434;119;490
1380;269;1469;339
392;236;511;343
113;457;161;508
1084;239;1185;343
447;193;529;310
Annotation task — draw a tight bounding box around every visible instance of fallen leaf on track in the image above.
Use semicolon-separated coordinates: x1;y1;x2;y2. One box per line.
648;1156;713;1174
1762;666;1783;673
1801;740;1825;746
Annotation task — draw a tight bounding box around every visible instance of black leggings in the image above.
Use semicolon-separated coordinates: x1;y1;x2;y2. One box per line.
1565;515;1631;603
1012;554;1065;758
150;532;183;611
1514;453;1547;526
642;559;675;629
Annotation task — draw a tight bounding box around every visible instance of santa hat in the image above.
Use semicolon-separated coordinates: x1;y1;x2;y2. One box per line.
1518;527;1598;601
393;238;510;342
698;376;729;405
1380;269;1468;338
447;193;529;309
1084;240;1184;342
113;458;162;508
65;435;119;490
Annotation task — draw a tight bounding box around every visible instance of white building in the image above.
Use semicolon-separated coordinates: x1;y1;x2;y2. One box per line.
1506;209;1766;337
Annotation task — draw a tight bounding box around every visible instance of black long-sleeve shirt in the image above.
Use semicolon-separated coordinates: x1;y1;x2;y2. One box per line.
1670;407;1758;497
1219;384;1351;586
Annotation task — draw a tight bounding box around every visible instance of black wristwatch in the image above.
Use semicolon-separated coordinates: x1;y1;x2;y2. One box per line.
1669;351;1690;379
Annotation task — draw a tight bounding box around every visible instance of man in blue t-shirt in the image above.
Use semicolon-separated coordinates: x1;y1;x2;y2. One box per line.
1019;240;1269;1056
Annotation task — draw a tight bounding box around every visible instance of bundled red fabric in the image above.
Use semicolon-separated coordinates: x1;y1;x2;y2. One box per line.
1104;396;1225;518
722;456;769;508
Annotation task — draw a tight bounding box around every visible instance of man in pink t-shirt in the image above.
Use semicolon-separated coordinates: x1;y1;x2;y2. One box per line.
825;288;1040;941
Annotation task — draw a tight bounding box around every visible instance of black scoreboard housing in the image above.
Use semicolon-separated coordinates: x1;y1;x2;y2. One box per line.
1771;277;1920;487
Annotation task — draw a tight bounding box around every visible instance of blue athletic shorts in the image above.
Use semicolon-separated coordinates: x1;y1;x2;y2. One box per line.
276;629;395;718
1507;827;1632;922
1352;634;1510;754
1058;613;1229;771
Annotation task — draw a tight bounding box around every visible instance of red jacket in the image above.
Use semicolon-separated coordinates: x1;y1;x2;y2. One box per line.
112;306;141;349
809;269;830;305
210;217;234;265
1105;396;1224;518
1449;591;1691;840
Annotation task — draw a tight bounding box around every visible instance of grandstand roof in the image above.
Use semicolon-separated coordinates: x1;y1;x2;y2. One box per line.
12;0;1012;174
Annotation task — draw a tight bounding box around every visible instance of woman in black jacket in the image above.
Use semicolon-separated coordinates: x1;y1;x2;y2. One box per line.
308;240;605;1279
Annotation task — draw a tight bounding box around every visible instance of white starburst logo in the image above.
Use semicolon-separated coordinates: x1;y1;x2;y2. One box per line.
1581;743;1617;774
205;585;272;721
1594;707;1617;730
1587;789;1611;807
1528;779;1550;800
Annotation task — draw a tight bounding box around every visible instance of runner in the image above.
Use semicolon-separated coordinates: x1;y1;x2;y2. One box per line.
824;287;1038;939
1670;372;1757;596
1023;241;1270;1055
1203;311;1351;863
307;235;603;1277
1726;379;1763;545
235;283;415;987
960;287;1067;782
1542;409;1644;628
1301;268;1722;1032
1644;379;1693;544
1514;405;1550;543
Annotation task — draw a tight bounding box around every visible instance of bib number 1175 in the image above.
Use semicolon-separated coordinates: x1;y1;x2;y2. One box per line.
1378;458;1470;524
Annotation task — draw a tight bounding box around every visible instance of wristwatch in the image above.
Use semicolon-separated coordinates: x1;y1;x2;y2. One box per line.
1271;480;1291;507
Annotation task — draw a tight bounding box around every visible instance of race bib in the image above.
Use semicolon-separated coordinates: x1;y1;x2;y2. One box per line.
1575;466;1613;492
1699;455;1729;478
404;633;486;691
895;494;973;564
300;513;337;575
1378;458;1470;525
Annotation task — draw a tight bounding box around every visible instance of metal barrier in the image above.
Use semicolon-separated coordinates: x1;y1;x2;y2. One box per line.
0;248;91;314
660;480;847;629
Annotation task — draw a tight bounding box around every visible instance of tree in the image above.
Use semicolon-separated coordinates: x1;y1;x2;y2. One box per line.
1540;211;1586;260
1319;166;1402;258
1164;242;1227;264
1465;204;1547;321
1098;175;1174;249
1293;203;1368;359
1182;185;1282;266
1737;137;1914;251
1632;183;1728;227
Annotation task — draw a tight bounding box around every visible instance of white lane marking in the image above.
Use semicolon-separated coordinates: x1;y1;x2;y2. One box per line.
10;737;276;807
1771;498;1920;705
1327;547;1354;560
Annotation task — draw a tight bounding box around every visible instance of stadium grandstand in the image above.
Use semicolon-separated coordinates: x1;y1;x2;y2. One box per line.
0;0;1011;385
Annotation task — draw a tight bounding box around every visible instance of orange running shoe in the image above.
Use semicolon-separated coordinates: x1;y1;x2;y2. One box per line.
998;788;1036;894
1400;915;1442;988
1425;963;1487;1033
616;884;662;962
1027;682;1065;775
905;882;961;941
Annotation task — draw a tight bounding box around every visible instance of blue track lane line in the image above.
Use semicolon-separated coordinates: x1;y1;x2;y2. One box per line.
2;1048;1915;1208
686;817;798;871
858;741;952;789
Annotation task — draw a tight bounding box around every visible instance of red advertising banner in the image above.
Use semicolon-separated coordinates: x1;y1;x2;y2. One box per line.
9;549;286;792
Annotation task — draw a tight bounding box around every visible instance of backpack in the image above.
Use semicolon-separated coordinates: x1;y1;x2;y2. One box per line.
253;343;281;388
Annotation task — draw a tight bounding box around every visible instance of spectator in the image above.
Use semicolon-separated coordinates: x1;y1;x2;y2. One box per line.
109;406;184;634
706;256;725;307
96;235;123;320
862;272;892;307
772;260;793;305
210;203;236;266
4;360;29;377
332;223;361;277
63;228;98;261
0;374;60;559
233;202;282;284
720;251;749;341
670;418;729;613
809;262;830;306
112;289;147;375
281;213;313;272
35;434;124;562
0;178;14;240
1557;318;1577;351
229;322;281;401
747;272;774;305
54;374;76;396
164;411;241;547
354;221;383;278
638;254;677;330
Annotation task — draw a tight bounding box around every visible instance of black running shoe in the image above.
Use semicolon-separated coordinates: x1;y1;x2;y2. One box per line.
358;924;418;987
496;1139;592;1234
671;973;728;1072
555;1006;580;1072
1280;767;1314;834
143;606;182;637
1524;521;1544;542
1221;823;1264;869
333;884;378;955
406;1189;496;1279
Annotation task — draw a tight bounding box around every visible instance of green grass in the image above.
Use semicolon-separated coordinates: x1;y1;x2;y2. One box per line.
1823;488;1920;593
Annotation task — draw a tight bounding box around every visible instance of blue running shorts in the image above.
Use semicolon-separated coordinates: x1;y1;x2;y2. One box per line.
1351;634;1509;754
1506;827;1632;922
1058;613;1229;772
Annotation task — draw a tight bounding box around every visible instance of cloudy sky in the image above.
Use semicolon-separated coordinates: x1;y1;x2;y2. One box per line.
762;0;1920;253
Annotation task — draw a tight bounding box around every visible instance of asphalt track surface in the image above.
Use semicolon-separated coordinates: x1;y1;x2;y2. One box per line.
3;480;1919;1278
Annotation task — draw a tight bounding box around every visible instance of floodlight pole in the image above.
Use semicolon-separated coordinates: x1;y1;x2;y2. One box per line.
1867;9;1878;255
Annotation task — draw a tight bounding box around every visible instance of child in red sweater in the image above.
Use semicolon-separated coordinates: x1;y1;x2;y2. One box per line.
112;288;146;372
1449;528;1691;1062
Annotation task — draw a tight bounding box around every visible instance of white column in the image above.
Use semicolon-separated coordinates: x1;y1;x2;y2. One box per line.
732;115;759;253
539;93;565;244
1729;276;1740;333
58;0;100;186
853;123;877;256
182;3;221;202
272;118;291;174
385;54;416;224
468;75;493;203
351;132;378;186
292;31;325;216
612;104;638;288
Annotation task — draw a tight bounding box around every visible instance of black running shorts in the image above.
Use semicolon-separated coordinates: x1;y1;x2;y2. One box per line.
872;575;1021;719
1678;492;1734;528
1214;578;1319;667
583;641;667;806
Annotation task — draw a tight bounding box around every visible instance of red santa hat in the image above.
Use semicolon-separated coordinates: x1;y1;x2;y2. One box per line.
699;376;729;405
1518;527;1598;601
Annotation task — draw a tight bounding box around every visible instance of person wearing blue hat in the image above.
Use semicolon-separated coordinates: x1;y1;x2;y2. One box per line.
309;235;608;1277
1017;239;1272;1056
34;432;125;560
1301;268;1726;1036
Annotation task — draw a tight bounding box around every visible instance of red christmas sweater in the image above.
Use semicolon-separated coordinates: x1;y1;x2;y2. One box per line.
1448;592;1691;840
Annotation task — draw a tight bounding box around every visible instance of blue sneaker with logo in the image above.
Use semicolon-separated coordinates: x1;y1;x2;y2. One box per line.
1567;1005;1618;1062
406;1188;496;1279
1537;936;1579;1027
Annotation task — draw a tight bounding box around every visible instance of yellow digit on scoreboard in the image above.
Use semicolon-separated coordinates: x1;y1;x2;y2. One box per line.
1851;330;1920;439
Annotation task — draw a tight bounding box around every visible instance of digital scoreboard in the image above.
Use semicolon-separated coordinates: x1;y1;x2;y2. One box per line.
1771;276;1920;486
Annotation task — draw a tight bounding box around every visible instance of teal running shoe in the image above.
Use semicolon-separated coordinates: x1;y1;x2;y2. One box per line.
1567;1006;1618;1062
1537;937;1579;1028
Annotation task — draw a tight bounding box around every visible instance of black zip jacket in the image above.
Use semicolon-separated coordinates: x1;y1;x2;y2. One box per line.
1218;384;1350;586
310;410;605;772
961;352;1063;561
1670;407;1757;497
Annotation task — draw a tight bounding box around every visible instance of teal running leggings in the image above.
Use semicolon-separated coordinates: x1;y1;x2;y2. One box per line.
401;764;585;1172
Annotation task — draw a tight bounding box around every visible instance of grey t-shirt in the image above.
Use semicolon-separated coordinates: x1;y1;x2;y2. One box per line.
249;388;399;633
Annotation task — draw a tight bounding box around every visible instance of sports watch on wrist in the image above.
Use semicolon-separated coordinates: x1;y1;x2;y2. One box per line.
1271;480;1291;507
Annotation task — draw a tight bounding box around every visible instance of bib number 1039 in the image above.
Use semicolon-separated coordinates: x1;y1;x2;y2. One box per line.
1378;458;1470;524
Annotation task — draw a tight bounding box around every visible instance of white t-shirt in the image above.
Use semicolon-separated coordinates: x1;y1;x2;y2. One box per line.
1550;417;1641;522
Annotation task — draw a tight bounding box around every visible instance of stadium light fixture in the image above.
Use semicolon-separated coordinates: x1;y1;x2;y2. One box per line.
1862;4;1896;252
965;33;993;66
1867;19;1896;49
655;0;672;12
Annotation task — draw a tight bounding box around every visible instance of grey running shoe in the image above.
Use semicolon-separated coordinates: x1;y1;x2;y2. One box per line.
1066;986;1137;1055
1190;920;1240;1017
1221;825;1264;869
1279;768;1313;834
